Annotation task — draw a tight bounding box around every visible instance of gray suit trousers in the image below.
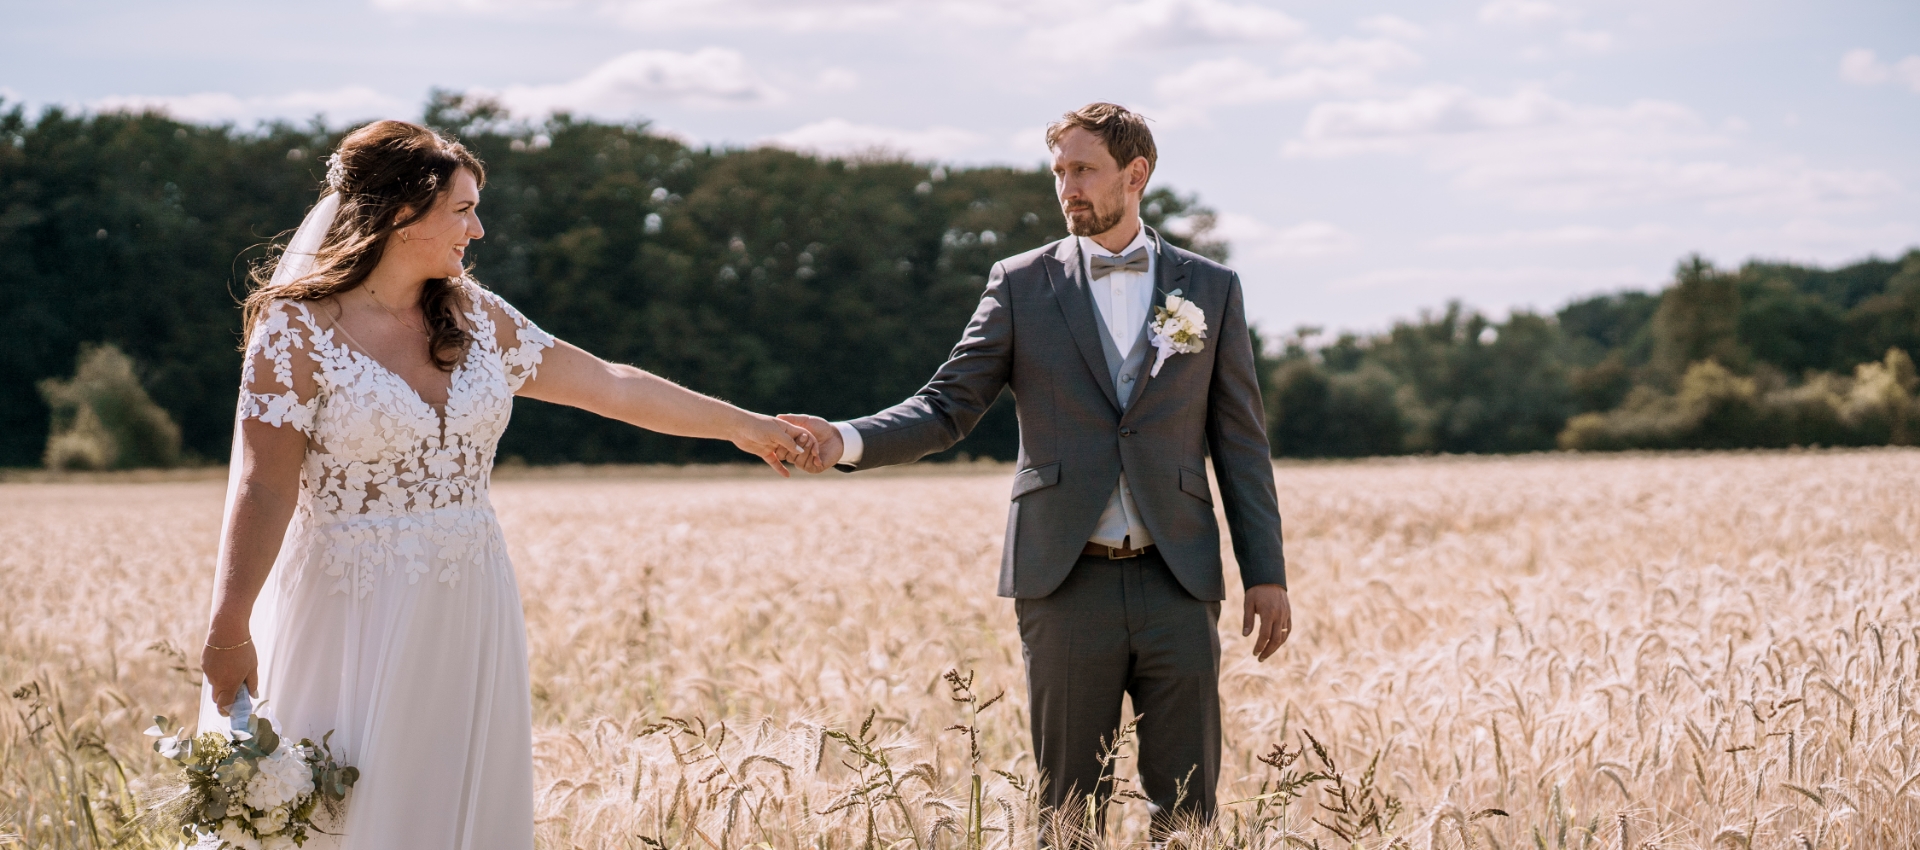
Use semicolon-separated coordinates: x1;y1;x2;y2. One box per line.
1015;549;1221;834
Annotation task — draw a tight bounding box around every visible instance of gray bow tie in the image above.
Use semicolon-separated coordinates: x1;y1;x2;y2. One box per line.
1089;247;1150;279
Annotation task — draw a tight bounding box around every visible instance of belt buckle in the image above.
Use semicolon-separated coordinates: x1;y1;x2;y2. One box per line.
1107;545;1136;560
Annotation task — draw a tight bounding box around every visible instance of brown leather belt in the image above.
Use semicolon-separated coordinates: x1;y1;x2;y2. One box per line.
1083;542;1155;560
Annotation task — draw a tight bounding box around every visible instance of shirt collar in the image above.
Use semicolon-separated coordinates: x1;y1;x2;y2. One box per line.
1079;226;1155;260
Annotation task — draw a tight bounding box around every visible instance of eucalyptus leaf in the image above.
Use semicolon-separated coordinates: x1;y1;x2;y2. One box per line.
256;716;280;754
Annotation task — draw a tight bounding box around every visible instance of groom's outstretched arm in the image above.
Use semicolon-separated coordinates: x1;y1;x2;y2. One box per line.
786;262;1015;472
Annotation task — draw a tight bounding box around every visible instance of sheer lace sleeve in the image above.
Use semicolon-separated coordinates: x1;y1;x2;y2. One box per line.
469;286;554;393
238;299;322;432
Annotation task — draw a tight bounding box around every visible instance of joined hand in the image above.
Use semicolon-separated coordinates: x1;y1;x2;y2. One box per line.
776;414;844;474
734;414;820;477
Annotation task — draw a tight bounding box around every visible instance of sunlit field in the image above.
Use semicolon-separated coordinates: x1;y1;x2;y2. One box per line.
5;450;1919;848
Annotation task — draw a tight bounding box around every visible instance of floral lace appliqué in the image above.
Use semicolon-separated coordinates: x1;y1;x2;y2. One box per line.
237;284;553;597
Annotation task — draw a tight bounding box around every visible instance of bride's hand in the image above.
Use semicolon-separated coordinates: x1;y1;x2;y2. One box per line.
731;413;818;477
202;632;259;717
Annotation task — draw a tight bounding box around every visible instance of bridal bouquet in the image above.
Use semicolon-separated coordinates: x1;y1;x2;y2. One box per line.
145;688;357;850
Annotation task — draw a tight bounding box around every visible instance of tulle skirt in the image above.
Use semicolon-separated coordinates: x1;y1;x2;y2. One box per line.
200;504;535;849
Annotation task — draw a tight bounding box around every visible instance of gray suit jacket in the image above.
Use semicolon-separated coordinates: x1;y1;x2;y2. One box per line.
845;229;1286;601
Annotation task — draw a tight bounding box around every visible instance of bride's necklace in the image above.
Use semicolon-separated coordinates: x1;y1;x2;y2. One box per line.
363;285;428;336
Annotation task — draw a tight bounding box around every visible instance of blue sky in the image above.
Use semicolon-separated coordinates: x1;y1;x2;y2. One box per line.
4;0;1916;334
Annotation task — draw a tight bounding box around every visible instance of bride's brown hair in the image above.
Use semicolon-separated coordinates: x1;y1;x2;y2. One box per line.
245;120;487;370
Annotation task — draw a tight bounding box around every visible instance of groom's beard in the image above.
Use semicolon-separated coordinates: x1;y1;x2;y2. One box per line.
1063;201;1123;238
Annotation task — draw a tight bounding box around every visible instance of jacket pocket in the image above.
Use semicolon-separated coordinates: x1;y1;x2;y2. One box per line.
1179;466;1213;505
1011;462;1061;500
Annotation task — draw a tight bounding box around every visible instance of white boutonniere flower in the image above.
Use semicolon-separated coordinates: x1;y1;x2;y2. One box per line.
1148;289;1207;376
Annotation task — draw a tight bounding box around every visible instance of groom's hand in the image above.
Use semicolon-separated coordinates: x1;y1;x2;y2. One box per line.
776;414;843;473
1243;584;1292;661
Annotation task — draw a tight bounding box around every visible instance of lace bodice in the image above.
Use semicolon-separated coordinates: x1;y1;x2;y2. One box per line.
237;282;553;595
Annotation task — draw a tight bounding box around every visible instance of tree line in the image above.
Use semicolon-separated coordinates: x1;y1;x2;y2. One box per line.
1268;254;1920;456
3;93;1915;469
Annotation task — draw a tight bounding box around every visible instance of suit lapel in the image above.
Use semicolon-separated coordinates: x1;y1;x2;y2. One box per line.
1121;228;1190;420
1044;238;1124;413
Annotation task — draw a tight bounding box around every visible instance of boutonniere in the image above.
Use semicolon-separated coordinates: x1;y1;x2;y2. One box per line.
1148;289;1207;376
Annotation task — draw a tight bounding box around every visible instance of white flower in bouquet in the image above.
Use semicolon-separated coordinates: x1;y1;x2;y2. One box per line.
246;746;315;810
1147;289;1208;376
250;804;289;835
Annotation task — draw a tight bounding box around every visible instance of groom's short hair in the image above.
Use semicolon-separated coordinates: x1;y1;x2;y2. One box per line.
1046;103;1157;177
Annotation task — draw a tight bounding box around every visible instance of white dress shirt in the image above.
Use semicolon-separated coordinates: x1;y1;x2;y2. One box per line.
834;228;1158;546
1082;229;1156;360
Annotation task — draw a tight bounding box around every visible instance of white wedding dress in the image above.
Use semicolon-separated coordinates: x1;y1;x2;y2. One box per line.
199;282;553;849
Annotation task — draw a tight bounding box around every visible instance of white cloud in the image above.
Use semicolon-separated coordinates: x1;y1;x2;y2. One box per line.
1356;14;1425;41
1425;224;1679;251
491;49;780;117
816;68;861;92
1841;48;1890;85
1774;218;1917;246
1010;124;1053;163
1425;220;1920;265
1207;213;1360;259
1094;0;1305;46
1325;265;1652;301
1478;0;1573;27
1152;37;1419;119
1283;37;1423;72
372;0;898;28
1290;86;1627;150
1719;218;1920;260
1286;86;1899;214
1026;0;1307;59
92;87;408;125
1562;29;1614;54
760;119;985;160
600;0;922;30
1839;49;1920;92
368;0;569;11
1154;59;1374;110
373;0;1302;45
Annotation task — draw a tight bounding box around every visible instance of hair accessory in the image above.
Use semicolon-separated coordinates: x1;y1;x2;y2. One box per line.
324;152;348;193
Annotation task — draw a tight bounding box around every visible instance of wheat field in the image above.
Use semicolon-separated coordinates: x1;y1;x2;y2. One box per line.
4;450;1919;849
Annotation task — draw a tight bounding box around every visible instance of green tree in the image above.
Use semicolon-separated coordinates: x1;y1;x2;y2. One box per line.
1847;251;1920;366
1651;256;1747;380
37;342;181;469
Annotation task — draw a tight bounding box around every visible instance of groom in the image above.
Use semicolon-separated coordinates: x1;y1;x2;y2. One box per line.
783;102;1290;833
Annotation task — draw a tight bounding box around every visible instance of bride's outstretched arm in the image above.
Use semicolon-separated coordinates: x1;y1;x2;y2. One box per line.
202;419;308;715
516;340;817;476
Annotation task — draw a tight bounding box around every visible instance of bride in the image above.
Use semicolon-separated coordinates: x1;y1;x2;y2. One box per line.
196;119;816;847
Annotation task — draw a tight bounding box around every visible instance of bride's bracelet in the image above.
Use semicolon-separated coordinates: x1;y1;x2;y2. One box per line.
205;637;253;652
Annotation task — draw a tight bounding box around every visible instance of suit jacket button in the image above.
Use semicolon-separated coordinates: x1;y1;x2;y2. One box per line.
1120;428;1134;437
